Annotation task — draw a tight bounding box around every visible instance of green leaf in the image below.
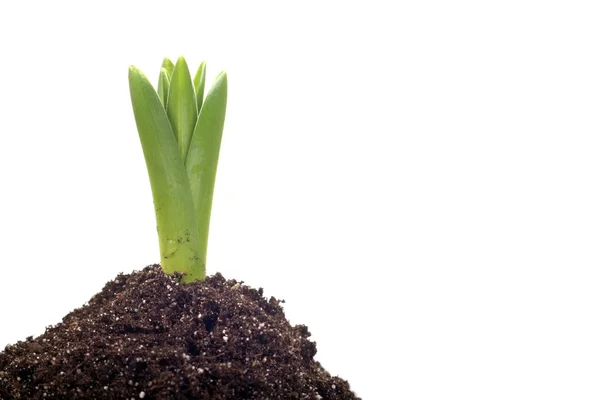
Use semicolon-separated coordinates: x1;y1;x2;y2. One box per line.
167;56;198;163
193;61;207;114
185;71;227;266
157;67;170;107
161;57;175;79
128;65;205;283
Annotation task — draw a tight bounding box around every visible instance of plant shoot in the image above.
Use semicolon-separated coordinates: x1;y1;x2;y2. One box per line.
128;56;227;283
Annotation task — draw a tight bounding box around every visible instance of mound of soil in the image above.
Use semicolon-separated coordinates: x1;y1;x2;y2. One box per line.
0;265;359;399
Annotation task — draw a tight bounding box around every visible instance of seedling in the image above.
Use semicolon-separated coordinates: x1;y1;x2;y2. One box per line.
128;56;227;283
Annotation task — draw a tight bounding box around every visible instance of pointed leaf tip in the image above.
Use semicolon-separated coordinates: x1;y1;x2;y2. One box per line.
161;57;175;79
194;61;207;113
167;56;198;163
158;68;171;107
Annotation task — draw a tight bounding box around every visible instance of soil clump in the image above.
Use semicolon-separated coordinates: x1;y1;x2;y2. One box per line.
0;265;358;399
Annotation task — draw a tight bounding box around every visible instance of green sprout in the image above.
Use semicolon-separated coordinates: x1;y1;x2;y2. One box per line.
128;56;227;283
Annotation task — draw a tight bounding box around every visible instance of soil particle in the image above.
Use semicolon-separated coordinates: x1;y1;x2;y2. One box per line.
0;265;359;399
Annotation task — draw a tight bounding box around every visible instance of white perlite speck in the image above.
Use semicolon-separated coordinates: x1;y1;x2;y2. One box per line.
139;391;145;398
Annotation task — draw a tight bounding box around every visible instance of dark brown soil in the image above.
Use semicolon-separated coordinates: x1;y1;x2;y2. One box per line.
0;265;359;399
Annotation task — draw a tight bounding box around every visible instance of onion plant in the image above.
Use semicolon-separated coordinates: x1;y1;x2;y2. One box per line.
128;56;227;283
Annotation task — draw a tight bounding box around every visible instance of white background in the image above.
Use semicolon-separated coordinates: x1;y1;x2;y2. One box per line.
1;1;600;398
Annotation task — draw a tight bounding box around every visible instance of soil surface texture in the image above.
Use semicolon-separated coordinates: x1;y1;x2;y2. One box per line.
0;265;358;399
